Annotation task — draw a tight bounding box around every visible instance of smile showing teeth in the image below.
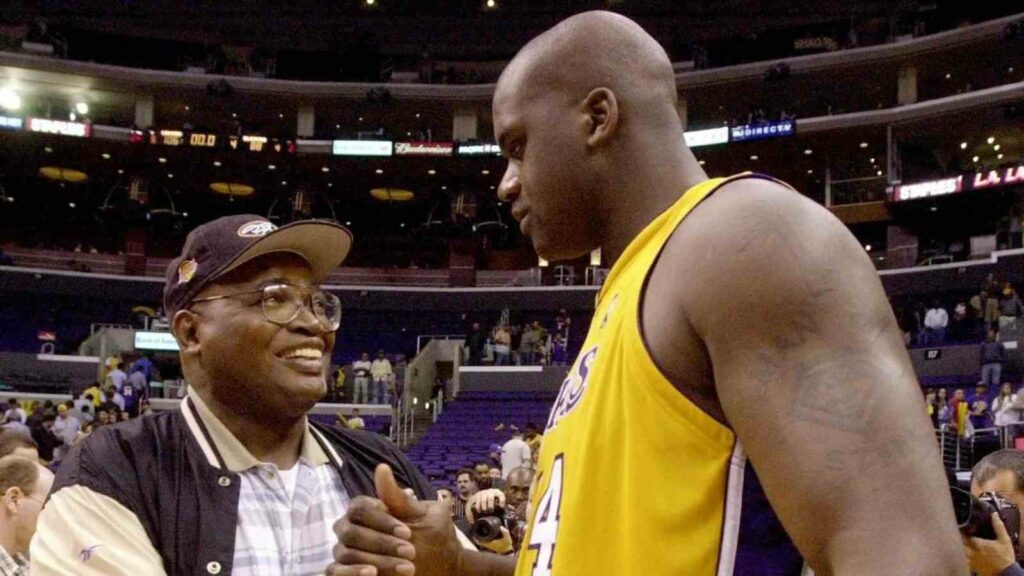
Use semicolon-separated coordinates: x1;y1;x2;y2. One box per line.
281;348;323;360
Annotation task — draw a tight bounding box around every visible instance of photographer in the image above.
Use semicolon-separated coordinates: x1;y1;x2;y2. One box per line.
465;466;534;556
965;450;1024;576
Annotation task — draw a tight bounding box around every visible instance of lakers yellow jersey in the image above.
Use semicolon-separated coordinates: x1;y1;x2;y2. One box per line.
515;175;806;576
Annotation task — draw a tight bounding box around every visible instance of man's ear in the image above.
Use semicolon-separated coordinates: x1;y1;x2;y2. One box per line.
582;87;619;148
171;310;202;355
3;486;22;514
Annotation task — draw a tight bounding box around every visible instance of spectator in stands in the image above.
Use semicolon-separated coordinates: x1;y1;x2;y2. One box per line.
971;385;992;430
519;321;542;365
951;388;970;436
937;387;952;425
132;353;155;383
352;352;372;404
71;392;90;415
34;214;435;574
501;429;532;479
981;330;1007;388
454;468;479;522
487;444;503;470
487;466;506;490
555;309;572;338
493;324;511;366
105;361;128;392
347;409;366;430
0;435;38;462
0;415;29;441
28;415;57;463
0;248;12;266
0;455;55;574
509;325;522;366
551;334;568;366
121;383;139;417
951;302;970;342
2;402;24;426
922;300;949;346
466;323;487;366
524;422;543;456
1000;284;1024;330
986;291;1003;334
971;290;988;337
925;389;939;428
82;382;102;408
64;400;89;428
371;350;393;405
93;409;111;428
101;385;125;413
473;462;494;490
127;364;148;399
964;449;1024;576
994;383;1023;428
51;404;79;461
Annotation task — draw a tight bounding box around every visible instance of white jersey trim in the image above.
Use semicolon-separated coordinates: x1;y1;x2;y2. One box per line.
717;440;747;576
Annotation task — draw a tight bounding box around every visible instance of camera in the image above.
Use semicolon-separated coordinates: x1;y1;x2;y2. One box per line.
471;508;506;543
952;487;1023;559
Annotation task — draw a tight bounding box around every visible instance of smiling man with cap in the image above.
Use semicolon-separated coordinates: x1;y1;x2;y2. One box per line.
30;215;434;576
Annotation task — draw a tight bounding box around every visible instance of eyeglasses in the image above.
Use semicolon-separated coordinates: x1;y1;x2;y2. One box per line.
190;284;341;332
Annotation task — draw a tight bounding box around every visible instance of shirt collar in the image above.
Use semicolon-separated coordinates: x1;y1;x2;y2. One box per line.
186;390;330;473
0;545;27;576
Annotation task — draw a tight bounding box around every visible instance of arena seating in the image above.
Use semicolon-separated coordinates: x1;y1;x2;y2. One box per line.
405;390;556;488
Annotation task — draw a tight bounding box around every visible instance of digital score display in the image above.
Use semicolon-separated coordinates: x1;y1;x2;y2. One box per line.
133;128;292;153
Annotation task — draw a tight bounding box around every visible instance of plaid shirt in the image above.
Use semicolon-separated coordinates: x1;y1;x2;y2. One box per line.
232;460;350;575
0;545;28;576
189;393;352;576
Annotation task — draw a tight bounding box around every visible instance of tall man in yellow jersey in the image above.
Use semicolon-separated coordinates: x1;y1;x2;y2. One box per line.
328;11;967;576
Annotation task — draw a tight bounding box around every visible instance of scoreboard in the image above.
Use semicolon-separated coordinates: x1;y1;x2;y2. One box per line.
131;128;294;153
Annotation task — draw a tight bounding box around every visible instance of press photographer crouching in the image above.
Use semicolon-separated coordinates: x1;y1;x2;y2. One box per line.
464;466;534;556
959;449;1024;576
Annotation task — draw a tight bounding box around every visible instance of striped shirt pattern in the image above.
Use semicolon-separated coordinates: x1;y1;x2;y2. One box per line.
0;546;28;576
232;459;351;575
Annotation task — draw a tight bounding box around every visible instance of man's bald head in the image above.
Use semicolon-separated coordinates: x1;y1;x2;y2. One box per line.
492;11;698;264
496;11;678;120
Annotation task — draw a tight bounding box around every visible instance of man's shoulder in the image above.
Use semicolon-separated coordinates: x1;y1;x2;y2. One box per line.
53;411;184;495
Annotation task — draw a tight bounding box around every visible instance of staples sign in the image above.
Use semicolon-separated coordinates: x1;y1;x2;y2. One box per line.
894;176;963;202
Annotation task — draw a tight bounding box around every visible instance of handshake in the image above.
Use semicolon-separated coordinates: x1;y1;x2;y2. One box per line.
328;465;516;576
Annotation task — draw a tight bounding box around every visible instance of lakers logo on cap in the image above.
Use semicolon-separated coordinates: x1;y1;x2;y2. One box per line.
237;220;277;238
177;259;197;284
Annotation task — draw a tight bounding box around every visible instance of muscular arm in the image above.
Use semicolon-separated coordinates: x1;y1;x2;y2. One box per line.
674;180;967;575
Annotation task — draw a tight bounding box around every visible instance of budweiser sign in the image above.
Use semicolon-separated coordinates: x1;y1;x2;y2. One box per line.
394;142;454;156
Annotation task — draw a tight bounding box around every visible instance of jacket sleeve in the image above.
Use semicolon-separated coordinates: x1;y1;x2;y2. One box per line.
1002;563;1024;576
31;485;166;575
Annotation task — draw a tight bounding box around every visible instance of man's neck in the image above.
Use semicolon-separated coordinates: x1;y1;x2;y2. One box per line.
0;520;18;560
598;145;706;267
196;389;306;469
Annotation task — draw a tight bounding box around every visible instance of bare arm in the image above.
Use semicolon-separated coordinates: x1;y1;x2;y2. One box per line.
676;180;967;575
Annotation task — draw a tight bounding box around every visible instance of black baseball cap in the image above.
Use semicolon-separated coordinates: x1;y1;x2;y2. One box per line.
163;215;352;317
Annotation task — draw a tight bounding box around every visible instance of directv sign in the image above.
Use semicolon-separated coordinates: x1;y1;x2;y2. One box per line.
0;116;23;130
456;142;502;156
332;140;393;157
683;127;729;148
134;331;179;352
730;120;795;143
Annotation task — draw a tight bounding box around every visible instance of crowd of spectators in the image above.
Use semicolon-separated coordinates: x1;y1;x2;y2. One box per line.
434;422;543;557
894;276;1024;348
464;311;572;367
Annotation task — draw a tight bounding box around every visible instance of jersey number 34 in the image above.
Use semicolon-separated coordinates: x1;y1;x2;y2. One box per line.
528;454;565;576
